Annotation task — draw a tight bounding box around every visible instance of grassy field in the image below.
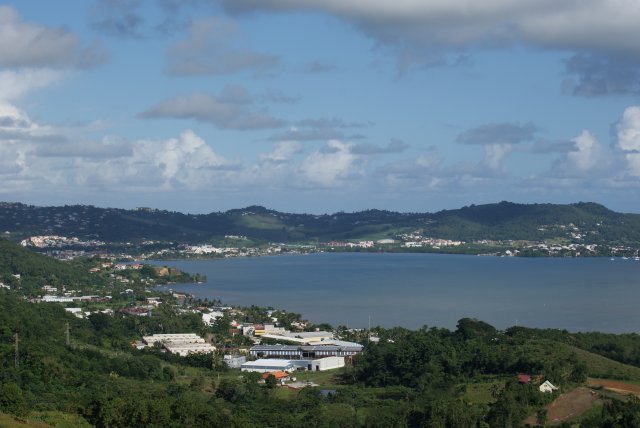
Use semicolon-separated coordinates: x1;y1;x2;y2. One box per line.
514;339;640;382
0;413;49;428
569;345;640;381
236;214;285;230
464;379;504;405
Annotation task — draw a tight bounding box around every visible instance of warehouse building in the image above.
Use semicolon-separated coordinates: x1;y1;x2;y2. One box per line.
142;333;215;356
250;341;363;359
241;359;297;373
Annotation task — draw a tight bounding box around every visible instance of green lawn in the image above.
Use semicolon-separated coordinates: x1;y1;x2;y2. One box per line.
464;380;504;405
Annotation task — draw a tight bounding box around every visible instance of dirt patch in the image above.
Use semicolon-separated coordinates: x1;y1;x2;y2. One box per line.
588;378;640;396
524;387;601;426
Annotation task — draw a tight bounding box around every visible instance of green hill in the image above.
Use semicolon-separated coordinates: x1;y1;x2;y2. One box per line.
0;238;107;295
2;201;640;245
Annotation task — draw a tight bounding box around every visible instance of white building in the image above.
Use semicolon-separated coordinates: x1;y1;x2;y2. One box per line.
260;331;334;345
143;333;205;345
309;356;345;371
223;355;247;369
65;308;84;318
142;333;215;356
202;311;224;326
241;359;297;373
165;343;216;357
240;357;345;373
41;295;73;303
539;380;558;393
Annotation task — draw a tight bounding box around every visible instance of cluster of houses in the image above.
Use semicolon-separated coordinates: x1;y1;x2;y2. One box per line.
179;244;283;258
319;241;374;249
33;284;112;307
397;232;465;249
20;235;105;248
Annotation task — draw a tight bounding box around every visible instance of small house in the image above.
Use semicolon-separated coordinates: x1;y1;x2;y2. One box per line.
262;371;290;382
517;374;532;384
539;380;558;393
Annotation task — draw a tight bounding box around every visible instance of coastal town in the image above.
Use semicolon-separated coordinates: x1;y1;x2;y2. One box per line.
17;226;639;262
4;254;368;388
3;225;640;426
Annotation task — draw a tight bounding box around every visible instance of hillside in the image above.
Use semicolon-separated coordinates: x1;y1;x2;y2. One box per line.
1;238;640;426
1;201;639;246
0;238;107;294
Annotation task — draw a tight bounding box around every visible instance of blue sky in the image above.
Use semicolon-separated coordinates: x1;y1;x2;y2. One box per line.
2;1;640;214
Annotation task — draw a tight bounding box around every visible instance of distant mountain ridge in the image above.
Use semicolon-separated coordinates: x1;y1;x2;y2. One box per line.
1;201;639;245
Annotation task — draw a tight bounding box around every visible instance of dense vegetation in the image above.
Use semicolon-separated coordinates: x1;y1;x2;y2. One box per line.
3;285;640;426
2;200;640;245
0;238;108;294
2;239;640;426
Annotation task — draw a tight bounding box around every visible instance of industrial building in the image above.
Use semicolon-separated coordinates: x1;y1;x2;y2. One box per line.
250;341;363;359
223;355;246;369
241;356;345;373
308;356;345;371
241;359;297;373
142;333;215;356
260;331;334;344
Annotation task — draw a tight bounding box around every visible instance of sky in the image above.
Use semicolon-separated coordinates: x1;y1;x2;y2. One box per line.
2;1;640;214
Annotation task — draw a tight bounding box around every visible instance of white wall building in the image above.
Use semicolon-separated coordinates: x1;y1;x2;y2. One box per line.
202;311;224;326
309;356;345;371
240;357;345;373
142;333;215;356
223;355;246;369
165;343;216;357
241;359;297;373
41;295;73;303
539;380;559;393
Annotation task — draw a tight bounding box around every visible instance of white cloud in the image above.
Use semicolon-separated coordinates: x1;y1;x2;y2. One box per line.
153;130;231;184
616;106;640;176
299;140;362;187
259;141;302;164
0;69;64;101
617;106;640;152
0;5;104;68
567;130;601;171
484;143;512;169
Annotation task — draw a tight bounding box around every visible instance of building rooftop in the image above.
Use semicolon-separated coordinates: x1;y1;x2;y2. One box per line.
251;345;299;351
242;359;296;367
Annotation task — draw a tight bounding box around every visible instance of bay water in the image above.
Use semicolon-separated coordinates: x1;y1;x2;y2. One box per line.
154;253;640;333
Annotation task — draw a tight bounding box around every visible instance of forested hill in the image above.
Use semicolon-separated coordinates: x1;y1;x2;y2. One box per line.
1;201;640;244
0;238;106;293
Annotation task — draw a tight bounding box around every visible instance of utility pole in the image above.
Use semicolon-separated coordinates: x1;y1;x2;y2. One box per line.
65;322;70;347
14;332;19;369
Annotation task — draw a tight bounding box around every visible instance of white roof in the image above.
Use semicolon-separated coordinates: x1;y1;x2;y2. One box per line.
318;340;363;348
283;331;333;339
242;359;294;368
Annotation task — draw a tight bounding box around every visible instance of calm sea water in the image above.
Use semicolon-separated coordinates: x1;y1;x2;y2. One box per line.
153;253;640;333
